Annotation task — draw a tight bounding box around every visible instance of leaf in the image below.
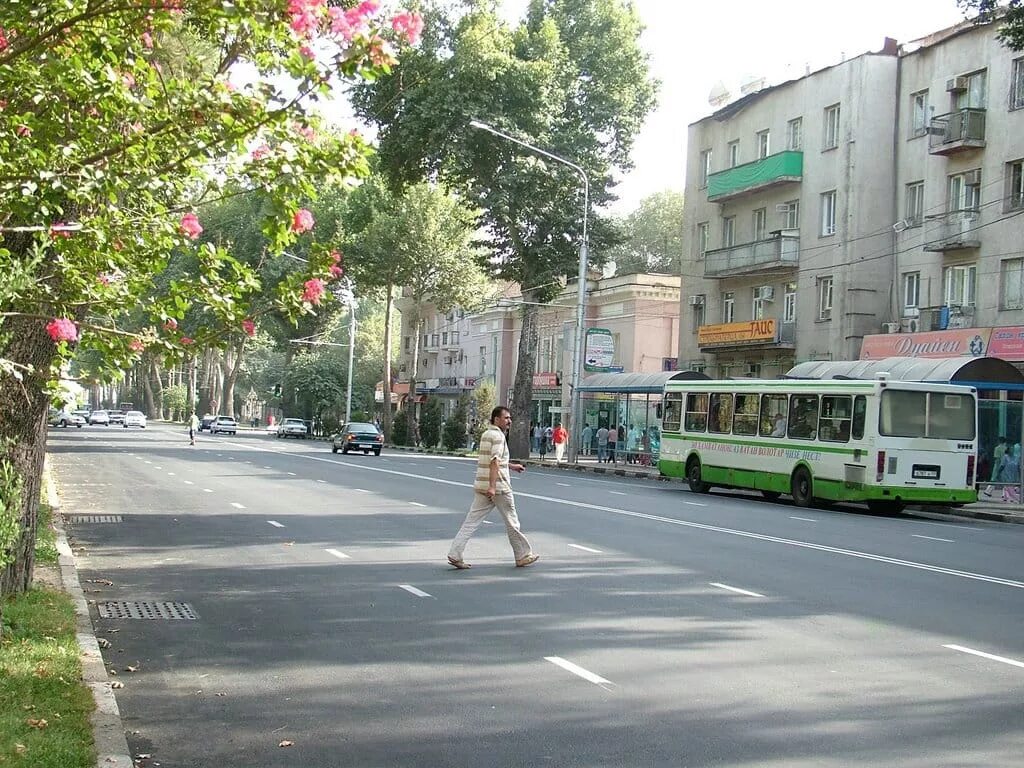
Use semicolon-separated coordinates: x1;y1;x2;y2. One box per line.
278;740;294;748
26;718;48;729
126;665;139;673
110;681;124;689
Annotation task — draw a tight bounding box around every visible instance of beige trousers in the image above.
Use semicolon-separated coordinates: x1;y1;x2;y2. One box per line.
554;442;565;462
448;491;532;562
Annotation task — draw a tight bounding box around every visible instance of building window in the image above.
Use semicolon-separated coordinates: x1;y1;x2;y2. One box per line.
699;149;712;188
722;292;735;323
1007;159;1023;211
782;199;800;230
728;140;740;168
824;104;840;149
786;117;802;150
757;130;770;159
943;264;977;307
404;336;411;352
949;171;981;212
692;294;706;330
752;208;767;241
1001;259;1024;310
423;334;429;349
905;181;924;226
722;216;735;248
696;221;709;259
910;90;929;137
954;69;987;110
1012;58;1024;111
817;276;833;320
783;282;797;323
479;345;487;376
820;190;837;236
442;331;448;345
903;272;920;313
752;287;768;320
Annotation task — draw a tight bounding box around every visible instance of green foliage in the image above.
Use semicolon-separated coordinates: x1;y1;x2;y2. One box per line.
443;396;470;451
607;191;684;275
162;384;188;418
33;505;57;566
420;397;443;448
0;458;23;570
285;350;347;420
391;408;413;446
474;381;497;427
960;1;1024;50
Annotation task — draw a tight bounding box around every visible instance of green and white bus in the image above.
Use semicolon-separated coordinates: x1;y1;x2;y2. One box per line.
658;378;977;511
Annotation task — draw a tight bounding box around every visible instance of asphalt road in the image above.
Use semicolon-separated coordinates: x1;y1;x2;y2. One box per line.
49;423;1024;768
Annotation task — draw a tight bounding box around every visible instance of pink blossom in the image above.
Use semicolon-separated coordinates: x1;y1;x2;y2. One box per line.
50;222;72;239
0;28;9;52
330;249;342;264
163;318;178;331
46;318;78;343
129;339;145;353
16;125;31;137
391;11;423;45
329;264;344;279
180;336;194;345
288;0;325;37
302;278;325;304
179;212;203;239
291;208;315;234
123;72;136;88
357;0;381;16
0;100;7;111
141;31;154;49
368;37;397;68
251;143;271;160
294;123;316;142
98;274;112;286
299;44;315;59
242;319;256;337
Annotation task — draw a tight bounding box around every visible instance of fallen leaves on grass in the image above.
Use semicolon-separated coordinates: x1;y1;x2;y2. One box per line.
26;718;48;729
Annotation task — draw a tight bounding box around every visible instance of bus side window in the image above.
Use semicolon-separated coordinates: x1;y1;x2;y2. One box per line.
684;393;709;432
663;393;682;432
788;395;819;440
708;393;733;434
733;393;759;435
760;394;789;437
820;395;852;442
852;395;866;439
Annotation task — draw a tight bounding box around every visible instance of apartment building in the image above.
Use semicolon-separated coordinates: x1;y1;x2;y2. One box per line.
679;18;1024;374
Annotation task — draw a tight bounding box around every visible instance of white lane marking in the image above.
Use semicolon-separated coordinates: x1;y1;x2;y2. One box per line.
437;466;446;470
912;534;955;543
568;544;603;554
263;466;273;469
144;460;152;464
183;480;194;485
410;502;427;507
354;489;370;493
710;582;765;598
557;482;571;487
790;516;817;522
221;443;1024;591
167;472;175;476
407;462;417;466
287;472;296;476
944;644;1024;669
316;479;326;484
544;657;612;686
267;520;285;528
203;488;213;493
154;465;162;469
398;584;432;598
325;548;350;560
610;491;627;496
481;520;495;525
230;502;246;509
915;520;981;531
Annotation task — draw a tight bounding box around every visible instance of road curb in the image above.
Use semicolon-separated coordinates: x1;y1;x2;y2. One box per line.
45;461;134;768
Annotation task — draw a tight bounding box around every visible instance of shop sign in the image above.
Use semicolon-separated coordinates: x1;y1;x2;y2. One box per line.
533;373;559;388
415;378;440;392
584;327;615;372
698;319;778;348
860;328;990;360
987;326;1024;359
461;377;478;388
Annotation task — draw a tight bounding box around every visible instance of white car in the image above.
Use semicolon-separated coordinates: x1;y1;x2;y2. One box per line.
277;418;308;438
49;409;85;428
210;416;237;435
88;410;110;425
123;410;147;428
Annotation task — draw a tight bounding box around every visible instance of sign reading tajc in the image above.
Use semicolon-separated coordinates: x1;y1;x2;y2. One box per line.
584;328;615;372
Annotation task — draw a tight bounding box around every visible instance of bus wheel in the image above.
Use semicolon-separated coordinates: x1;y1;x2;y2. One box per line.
791;467;813;507
761;490;782;501
686;457;709;494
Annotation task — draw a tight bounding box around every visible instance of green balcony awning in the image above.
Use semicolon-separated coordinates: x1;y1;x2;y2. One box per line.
708;150;803;202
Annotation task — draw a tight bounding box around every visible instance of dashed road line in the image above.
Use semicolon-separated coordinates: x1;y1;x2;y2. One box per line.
325;548;351;560
267;520;285;528
912;534;955;543
544;657;612;686
398;584;432;598
944;644;1024;669
610;491;627;496
203;488;213;493
790;516;817;522
287;472;296;476
230;502;246;509
710;582;764;598
410;502;427;507
167;472;175;476
568;544;603;554
556;482;572;487
183;480;194;485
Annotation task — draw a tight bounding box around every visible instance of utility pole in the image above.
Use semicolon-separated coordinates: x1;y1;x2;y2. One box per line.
345;282;356;424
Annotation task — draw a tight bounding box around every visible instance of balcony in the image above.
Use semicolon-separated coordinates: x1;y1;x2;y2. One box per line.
928;108;986;155
704;232;799;278
443;331;461;350
922;209;981;252
707;150;802;202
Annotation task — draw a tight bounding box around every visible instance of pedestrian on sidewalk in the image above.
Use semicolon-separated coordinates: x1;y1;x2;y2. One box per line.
581;423;593;457
188;411;199;445
532;422;542;454
553;422;568;463
447;406;539;570
607;424;618;464
596;425;609;463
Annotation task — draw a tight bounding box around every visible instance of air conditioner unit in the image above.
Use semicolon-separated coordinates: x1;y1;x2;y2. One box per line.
960;303;976;315
900;317;921;333
882;322;900;334
963;169;982;186
775;203;791;213
946;76;968;92
688;295;705;306
757;286;775;301
444;356;452;365
902;306;920;318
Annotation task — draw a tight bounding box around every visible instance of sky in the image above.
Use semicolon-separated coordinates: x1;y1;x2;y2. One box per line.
497;0;970;213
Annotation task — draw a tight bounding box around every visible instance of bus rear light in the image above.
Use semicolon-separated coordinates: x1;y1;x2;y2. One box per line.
876;451;886;482
967;454;975;486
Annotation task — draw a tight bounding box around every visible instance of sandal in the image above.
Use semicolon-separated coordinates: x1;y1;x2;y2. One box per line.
515;553;540;567
447;556;471;570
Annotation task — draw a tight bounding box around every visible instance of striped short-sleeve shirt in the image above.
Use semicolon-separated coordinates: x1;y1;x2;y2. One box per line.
474;425;512;494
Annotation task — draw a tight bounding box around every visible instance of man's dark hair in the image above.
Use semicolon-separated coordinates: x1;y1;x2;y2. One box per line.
490;406;510;424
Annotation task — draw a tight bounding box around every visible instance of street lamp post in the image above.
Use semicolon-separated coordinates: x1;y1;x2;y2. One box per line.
468;120;589;463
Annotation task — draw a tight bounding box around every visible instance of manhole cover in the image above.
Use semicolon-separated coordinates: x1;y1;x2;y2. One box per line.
97;601;197;620
66;515;123;523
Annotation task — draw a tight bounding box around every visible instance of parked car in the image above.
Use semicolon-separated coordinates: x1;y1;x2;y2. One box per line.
108;410;126;425
277;418;309;439
88;409;110;425
123;410;147;429
48;409;85;428
72;409;91;421
199;414;216;432
210;416;237;435
332;422;384;455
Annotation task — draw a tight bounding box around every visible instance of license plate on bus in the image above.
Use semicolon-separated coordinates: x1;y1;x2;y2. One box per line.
912;465;941;479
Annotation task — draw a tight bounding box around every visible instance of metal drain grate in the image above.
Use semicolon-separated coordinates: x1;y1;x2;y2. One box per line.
66;514;123;524
97;601;197;620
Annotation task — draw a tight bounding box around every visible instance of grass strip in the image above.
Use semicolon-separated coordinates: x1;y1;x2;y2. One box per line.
34;504;58;566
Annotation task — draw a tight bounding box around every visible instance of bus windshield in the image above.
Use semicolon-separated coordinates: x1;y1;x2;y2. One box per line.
878;390;975;440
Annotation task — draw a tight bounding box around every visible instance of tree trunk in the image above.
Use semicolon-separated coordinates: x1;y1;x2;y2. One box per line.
151;358;165;419
0;316;57;599
381;282;394;440
407;311;423;446
142;357;156;417
509;297;538;460
221;339;245;419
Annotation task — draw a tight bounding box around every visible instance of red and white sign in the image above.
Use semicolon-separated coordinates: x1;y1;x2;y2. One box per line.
860;328;990;360
987;326;1024;359
532;373;559;388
